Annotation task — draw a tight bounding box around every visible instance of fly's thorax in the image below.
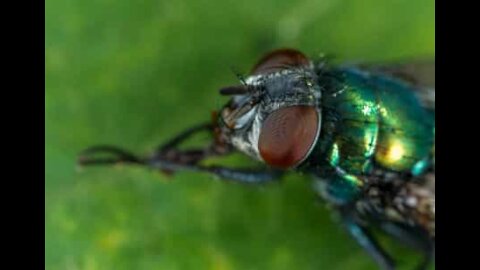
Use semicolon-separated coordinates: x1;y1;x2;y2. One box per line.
303;67;435;177
219;66;323;169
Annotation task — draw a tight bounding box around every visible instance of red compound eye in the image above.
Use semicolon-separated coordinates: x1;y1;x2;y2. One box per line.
251;48;310;75
258;106;319;169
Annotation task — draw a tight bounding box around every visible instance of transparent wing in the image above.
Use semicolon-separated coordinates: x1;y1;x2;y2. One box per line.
354;60;435;110
358;60;435;88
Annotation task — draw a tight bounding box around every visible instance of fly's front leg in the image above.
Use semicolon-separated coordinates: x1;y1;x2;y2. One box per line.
78;121;284;184
207;166;283;183
149;122;229;168
146;157;284;184
79;145;283;184
145;122;284;183
78;121;227;170
155;122;213;152
341;211;395;270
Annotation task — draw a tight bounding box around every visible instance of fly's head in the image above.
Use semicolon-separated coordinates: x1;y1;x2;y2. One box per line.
218;49;322;169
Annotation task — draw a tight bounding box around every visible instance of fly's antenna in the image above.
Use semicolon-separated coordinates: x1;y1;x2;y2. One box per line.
218;67;253;96
219;85;250;96
77;145;144;167
219;67;259;97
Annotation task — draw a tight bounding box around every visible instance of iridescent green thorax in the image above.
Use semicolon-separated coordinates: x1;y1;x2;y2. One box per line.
305;67;435;203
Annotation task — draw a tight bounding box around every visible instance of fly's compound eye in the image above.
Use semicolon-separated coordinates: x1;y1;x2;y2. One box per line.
251;48;310;75
258;106;319;169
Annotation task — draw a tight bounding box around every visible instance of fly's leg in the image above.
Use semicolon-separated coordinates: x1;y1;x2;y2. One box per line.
149;161;284;184
204;166;283;184
379;222;434;270
77;145;144;166
78;122;225;171
153;122;215;153
78;122;284;184
78;145;283;184
148;122;228;173
145;120;283;182
341;211;395;270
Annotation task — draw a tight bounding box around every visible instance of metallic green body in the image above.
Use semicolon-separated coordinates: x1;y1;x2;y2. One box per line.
305;67;435;203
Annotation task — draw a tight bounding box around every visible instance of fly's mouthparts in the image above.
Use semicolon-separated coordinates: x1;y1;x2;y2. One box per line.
223;102;254;128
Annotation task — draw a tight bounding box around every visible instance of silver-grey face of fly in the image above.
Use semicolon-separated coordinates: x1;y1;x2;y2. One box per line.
219;61;322;168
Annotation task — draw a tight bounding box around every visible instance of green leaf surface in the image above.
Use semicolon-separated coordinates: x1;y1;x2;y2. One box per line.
46;0;434;269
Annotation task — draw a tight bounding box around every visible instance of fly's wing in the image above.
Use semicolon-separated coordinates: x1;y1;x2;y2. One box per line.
355;60;435;110
359;60;435;88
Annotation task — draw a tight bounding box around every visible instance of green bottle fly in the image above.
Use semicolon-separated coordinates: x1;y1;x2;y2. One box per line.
78;49;435;270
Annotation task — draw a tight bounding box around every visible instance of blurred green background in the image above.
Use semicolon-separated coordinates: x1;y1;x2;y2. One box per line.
45;0;434;269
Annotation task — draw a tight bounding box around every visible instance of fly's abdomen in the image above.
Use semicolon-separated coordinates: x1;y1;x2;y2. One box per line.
317;68;434;176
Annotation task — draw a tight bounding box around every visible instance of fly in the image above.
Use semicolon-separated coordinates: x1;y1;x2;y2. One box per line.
78;48;435;270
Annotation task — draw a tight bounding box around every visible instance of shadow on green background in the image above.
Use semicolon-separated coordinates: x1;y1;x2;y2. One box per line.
46;0;434;269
